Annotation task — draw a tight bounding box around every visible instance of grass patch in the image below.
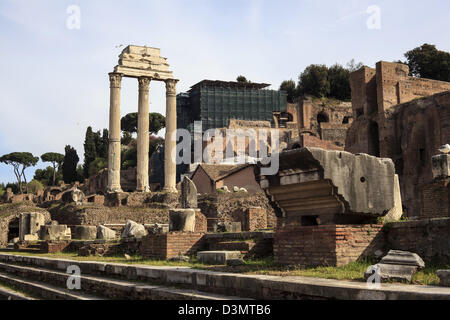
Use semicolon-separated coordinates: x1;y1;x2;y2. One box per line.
2;251;204;268
199;257;375;281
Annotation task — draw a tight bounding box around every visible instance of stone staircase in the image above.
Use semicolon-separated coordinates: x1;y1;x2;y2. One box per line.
1;253;448;300
0;257;250;300
209;240;255;256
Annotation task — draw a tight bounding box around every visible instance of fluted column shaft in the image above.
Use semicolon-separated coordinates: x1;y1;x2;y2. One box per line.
164;79;179;193
136;77;151;192
107;73;123;193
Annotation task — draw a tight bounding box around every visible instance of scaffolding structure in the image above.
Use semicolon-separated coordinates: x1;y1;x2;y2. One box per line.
177;80;287;134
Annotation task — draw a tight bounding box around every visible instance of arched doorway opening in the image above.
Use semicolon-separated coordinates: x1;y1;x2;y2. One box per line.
317;112;329;124
368;121;380;157
7;217;19;243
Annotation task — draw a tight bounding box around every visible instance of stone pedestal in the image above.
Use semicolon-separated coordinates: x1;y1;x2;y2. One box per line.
432;154;450;180
137;77;151;192
107;73;123;193
40;225;72;241
170;209;196;232
164;79;178;193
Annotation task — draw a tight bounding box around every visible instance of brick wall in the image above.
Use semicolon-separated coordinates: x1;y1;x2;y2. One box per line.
301;134;345;151
274;218;450;267
420;179;450;219
40;241;72;254
195;210;207;233
274;224;384;267
237;207;267;231
141;233;206;260
385;218;450;264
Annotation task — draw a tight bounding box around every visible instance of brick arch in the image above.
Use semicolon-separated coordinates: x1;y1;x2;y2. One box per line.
317;111;329;124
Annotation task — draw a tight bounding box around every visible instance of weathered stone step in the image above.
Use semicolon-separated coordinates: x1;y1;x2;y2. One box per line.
210;241;253;252
197;251;242;265
0;262;246;300
2;254;450;300
0;284;36;300
0;272;104;300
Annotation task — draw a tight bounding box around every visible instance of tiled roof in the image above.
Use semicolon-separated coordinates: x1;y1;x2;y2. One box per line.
198;164;252;182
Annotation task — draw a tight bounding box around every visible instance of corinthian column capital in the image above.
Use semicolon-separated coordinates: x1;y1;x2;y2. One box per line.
138;76;151;92
165;79;178;97
109;72;123;89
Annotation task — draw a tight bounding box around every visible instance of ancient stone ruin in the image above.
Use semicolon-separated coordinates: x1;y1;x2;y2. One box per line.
107;45;178;194
256;147;403;266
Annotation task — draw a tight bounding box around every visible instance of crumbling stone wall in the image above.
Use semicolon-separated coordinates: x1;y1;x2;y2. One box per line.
49;203;169;227
198;193;276;229
385;218;450;264
297;98;353;148
383;92;450;217
235;207;267;231
295;134;344;151
420;179;450;219
85;168;138;195
347;61;450;217
0;204;50;247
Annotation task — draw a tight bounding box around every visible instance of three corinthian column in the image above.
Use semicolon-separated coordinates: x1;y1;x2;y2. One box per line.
107;74;178;194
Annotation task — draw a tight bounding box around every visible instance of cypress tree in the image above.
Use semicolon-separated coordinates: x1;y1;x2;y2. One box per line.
100;129;109;159
83;127;97;178
62;145;79;184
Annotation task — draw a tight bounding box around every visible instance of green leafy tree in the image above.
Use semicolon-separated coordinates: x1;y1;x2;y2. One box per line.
149;113;166;135
0;152;39;194
93;131;102;156
404;44;450;81
83;127;97;178
34;166;63;187
279;80;298;103
27;180;44;195
99;129;109;159
328;64;351;101
121;146;137;170
40;152;64;186
236;75;250;83
346;59;364;72
0;184;5;198
297;64;330;98
88;157;108;177
62;146;79;184
121;113;166;135
121;132;134;146
76;165;84;183
5;183;19;194
149;136;164;158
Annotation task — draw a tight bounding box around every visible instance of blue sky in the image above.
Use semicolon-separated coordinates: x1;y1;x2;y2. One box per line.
0;0;449;183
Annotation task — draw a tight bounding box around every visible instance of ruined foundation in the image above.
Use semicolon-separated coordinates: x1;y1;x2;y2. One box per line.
257;147;403;267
